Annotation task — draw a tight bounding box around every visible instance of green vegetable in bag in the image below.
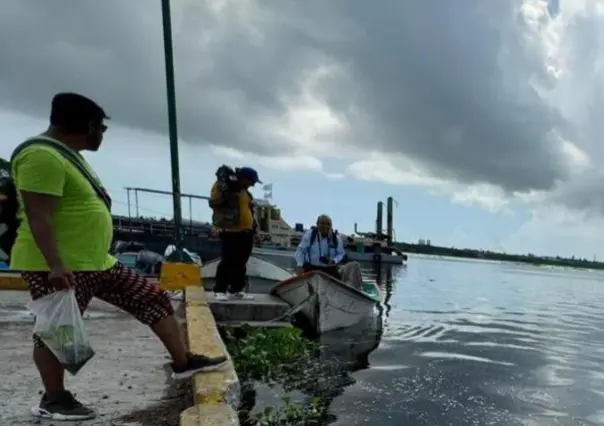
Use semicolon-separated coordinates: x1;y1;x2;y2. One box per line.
37;325;95;375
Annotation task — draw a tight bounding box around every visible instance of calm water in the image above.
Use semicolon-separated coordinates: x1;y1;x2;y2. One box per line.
264;254;604;426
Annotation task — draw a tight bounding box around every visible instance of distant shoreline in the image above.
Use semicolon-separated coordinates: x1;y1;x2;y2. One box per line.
396;243;604;271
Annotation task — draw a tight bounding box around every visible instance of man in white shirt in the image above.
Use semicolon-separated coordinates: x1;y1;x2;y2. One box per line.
294;214;346;280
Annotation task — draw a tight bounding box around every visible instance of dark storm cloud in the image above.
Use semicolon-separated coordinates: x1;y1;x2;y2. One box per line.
0;0;571;192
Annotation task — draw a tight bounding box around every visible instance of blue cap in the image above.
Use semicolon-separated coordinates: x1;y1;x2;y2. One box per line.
238;167;262;184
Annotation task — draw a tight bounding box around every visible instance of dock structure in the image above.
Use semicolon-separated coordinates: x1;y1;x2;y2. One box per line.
1;270;292;425
0;273;290;323
0;272;27;291
180;287;241;425
179;288;292;425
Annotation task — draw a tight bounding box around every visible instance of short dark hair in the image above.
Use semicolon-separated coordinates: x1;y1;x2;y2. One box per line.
50;92;110;133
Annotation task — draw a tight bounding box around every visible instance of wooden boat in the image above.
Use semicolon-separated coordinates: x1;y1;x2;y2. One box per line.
202;255;292;293
270;271;380;333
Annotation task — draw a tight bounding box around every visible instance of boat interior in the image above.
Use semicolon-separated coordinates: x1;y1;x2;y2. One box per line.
202;255;292;293
271;270;379;303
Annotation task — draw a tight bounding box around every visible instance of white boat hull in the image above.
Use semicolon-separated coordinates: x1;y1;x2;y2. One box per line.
271;271;378;333
202;255;293;292
202;255;292;281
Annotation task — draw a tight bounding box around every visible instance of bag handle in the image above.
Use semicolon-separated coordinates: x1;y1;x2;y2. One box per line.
11;138;112;211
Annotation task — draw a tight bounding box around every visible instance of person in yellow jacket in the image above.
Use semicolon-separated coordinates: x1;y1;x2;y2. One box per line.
209;166;261;300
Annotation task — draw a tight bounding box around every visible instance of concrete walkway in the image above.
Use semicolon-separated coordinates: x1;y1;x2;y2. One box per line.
0;291;191;426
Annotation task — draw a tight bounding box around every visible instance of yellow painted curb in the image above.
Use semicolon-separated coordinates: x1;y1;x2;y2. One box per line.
159;262;202;291
180;404;239;426
0;272;26;291
185;286;240;406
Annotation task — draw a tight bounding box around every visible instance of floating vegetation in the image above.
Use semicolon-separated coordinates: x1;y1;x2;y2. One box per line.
221;325;329;425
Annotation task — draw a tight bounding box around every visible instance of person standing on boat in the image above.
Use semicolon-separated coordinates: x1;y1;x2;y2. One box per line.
6;93;228;421
294;214;346;280
209;166;260;301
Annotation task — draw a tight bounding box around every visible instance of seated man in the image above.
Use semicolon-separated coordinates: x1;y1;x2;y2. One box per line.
294;214;345;280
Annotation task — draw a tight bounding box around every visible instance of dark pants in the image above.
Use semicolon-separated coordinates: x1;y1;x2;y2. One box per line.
215;231;254;294
303;263;342;281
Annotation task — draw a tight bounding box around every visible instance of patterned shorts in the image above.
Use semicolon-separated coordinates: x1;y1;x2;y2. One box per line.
23;262;174;347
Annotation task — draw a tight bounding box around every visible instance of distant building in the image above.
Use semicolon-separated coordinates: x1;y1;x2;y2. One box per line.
426;239;431;246
418;239;425;245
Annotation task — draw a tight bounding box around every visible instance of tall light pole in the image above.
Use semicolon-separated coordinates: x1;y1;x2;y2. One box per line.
161;0;184;258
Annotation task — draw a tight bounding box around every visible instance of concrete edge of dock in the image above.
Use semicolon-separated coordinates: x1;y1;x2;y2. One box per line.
180;286;241;426
0;272;27;291
0;272;242;424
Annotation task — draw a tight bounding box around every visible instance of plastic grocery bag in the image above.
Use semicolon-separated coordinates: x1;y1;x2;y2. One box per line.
28;289;95;375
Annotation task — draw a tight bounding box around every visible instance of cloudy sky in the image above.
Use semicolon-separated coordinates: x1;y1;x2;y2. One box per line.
0;0;603;259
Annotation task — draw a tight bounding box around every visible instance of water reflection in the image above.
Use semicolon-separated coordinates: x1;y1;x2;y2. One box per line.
287;312;385;423
361;262;402;321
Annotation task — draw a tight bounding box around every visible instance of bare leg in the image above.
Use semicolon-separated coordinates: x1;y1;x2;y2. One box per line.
150;315;188;366
34;346;65;396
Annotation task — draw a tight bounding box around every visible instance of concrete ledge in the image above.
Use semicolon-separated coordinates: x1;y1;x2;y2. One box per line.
180;404;240;426
182;286;240;424
0;272;27;291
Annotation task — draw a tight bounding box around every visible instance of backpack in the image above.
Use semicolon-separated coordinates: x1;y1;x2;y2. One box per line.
309;226;340;248
0;159;17;260
0;138;112;261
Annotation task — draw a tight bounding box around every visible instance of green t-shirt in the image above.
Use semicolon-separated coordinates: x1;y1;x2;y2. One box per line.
9;136;116;271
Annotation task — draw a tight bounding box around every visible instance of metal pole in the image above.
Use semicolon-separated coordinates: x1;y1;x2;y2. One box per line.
161;0;184;256
386;197;394;246
135;189;139;217
126;188;131;219
124;187;209;200
189;196;193;228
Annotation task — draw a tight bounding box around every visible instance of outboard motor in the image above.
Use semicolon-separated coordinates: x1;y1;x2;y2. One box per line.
114;241;145;254
136;250;164;274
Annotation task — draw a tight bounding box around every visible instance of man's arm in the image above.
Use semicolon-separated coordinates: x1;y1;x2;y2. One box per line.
208;183;222;209
294;230;311;267
13;149;66;269
22;192;62;268
332;234;346;264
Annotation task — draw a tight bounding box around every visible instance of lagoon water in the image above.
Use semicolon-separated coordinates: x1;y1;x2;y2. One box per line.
262;254;604;426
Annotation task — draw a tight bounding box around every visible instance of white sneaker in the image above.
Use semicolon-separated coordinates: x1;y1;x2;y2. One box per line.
214;292;228;301
230;292;254;300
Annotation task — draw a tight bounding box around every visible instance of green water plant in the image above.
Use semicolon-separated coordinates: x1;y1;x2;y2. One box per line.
252;396;327;426
222;325;316;384
222;325;329;425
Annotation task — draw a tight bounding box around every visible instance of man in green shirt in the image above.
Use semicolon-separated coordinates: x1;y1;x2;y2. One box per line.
12;93;227;421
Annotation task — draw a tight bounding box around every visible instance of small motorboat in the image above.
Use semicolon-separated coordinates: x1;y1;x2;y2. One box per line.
114;241;164;275
202;255;292;293
271;270;380;334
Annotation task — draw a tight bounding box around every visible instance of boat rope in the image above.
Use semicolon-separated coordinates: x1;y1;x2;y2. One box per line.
264;293;318;324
